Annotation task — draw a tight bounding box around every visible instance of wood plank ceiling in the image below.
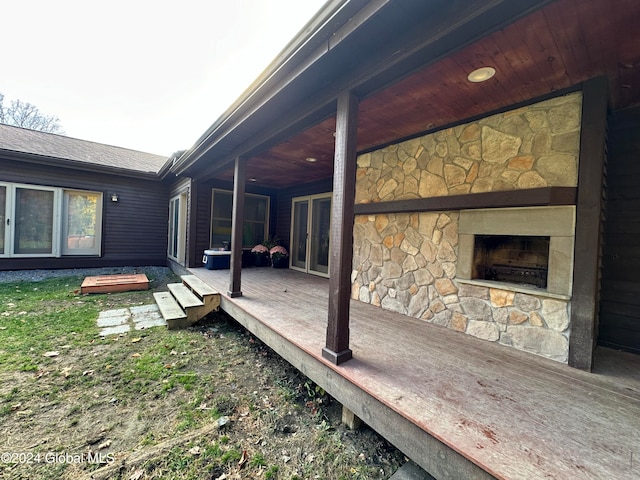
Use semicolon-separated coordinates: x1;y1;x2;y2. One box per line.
215;0;640;189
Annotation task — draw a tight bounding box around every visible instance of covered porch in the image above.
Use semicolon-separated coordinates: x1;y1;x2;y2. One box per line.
187;266;640;480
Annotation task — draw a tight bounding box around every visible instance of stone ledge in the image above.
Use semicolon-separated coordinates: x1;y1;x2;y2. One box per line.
457;278;570;301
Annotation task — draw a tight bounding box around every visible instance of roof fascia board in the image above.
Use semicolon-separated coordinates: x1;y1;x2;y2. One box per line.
1;149;160;181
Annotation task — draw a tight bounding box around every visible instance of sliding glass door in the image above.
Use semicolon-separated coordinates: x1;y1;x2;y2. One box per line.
290;193;331;277
0;185;6;255
168;193;187;264
14;186;56;255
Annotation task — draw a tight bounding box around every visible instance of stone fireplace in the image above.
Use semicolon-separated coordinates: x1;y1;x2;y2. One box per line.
458;206;575;298
352;91;582;362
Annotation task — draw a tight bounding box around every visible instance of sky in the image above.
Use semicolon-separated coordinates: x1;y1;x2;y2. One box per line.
1;0;327;156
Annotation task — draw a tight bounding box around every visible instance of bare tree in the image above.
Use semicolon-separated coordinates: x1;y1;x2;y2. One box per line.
0;93;65;134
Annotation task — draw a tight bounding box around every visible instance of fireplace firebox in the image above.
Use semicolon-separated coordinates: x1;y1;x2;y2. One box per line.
458;207;575;297
472;235;550;289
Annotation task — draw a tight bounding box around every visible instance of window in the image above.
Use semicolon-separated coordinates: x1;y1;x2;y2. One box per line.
0;182;102;257
210;189;269;248
62;190;102;256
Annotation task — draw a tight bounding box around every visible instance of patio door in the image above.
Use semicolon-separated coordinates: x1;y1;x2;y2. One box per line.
290;193;331;277
0;183;59;257
0;185;6;256
168;193;187;264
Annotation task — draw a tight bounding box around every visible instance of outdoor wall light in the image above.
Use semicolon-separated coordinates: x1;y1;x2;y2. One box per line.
467;66;496;83
111;193;119;202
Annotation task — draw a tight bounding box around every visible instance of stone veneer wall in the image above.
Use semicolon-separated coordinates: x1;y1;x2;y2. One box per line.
352;92;582;363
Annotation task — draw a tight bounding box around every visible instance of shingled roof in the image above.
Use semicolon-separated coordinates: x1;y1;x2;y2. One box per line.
0;123;169;176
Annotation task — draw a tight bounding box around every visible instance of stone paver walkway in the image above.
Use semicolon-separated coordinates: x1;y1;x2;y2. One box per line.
97;304;166;336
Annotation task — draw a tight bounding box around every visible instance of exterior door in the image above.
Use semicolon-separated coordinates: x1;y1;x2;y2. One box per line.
290;193;331;277
168;193;187;264
0;185;6;256
0;184;59;257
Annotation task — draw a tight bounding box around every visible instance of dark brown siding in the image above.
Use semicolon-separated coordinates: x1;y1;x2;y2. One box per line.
0;158;168;270
190;179;278;267
192;183;213;268
599;107;640;353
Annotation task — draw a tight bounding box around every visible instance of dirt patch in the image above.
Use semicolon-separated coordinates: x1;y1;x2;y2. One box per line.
1;311;405;479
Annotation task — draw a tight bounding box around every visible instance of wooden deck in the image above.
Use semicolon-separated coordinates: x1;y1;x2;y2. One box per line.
188;266;640;480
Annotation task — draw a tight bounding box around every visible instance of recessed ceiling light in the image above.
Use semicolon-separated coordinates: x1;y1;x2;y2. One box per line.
249;178;257;182
305;157;317;163
467;66;496;83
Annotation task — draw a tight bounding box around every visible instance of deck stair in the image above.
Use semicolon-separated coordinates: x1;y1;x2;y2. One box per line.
153;275;220;329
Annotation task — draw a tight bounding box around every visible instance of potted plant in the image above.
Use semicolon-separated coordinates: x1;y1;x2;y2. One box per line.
270;245;289;268
251;244;270;267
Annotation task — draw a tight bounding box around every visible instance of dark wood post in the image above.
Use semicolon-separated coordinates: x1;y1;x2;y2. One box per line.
322;91;359;365
569;77;609;370
228;156;246;298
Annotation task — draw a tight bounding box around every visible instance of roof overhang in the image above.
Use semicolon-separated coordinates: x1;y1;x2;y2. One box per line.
169;0;640;188
170;0;551;180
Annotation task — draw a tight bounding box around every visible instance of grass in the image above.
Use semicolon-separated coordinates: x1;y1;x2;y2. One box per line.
0;269;404;479
0;278;99;371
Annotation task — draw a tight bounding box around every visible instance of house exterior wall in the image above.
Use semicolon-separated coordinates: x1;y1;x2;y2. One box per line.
192;183;213;268
0;158;168;270
352;92;582;362
189;179;279;268
599;106;640;353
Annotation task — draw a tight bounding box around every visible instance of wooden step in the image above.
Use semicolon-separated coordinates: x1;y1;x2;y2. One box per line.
153;292;187;330
168;283;204;309
167;282;218;325
181;275;221;312
182;275;218;298
153;277;221;330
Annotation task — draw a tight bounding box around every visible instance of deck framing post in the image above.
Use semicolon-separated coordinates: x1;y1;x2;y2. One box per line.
323;91;359;365
228;156;246;298
569;76;609;370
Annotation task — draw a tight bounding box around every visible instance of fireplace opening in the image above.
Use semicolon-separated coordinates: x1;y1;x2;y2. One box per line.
473;235;550;289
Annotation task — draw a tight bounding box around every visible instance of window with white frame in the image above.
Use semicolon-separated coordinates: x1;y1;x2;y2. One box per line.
0;182;102;257
210;189;269;249
62;190;102;256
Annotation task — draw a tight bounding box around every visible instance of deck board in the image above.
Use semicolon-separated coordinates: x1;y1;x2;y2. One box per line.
190;267;640;480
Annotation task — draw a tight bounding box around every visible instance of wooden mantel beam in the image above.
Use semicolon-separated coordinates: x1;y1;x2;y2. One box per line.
323;91;359;365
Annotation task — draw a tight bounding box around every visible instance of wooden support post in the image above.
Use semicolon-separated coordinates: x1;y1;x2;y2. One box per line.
341;405;362;430
569;77;609;370
228;156;246;298
323;91;359;365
